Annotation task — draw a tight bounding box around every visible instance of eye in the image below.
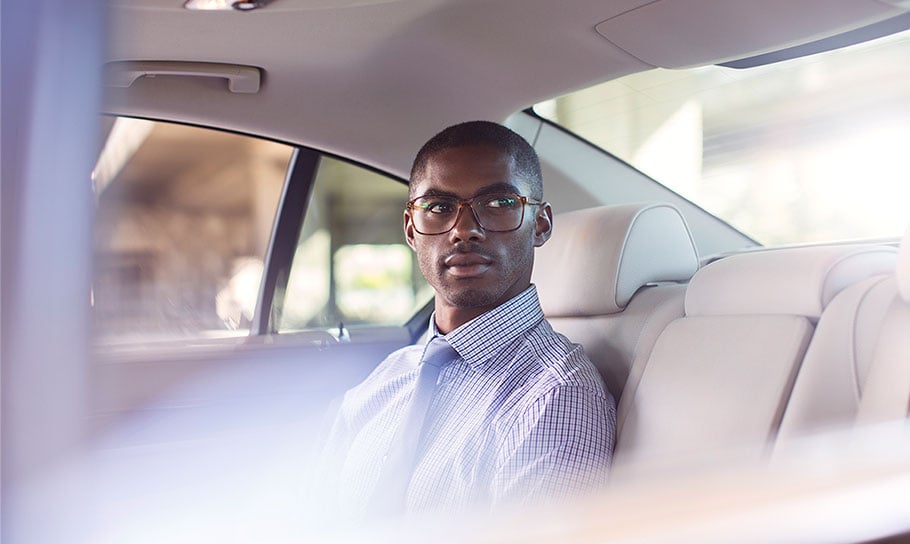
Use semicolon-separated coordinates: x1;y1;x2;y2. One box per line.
418;198;457;214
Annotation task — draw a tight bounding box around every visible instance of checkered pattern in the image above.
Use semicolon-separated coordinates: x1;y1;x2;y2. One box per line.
316;285;615;519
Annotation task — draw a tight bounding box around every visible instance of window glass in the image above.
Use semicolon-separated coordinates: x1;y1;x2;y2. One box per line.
92;118;290;344
535;29;910;245
278;157;431;332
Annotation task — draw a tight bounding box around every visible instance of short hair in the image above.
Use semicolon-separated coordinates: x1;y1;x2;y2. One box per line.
409;121;543;199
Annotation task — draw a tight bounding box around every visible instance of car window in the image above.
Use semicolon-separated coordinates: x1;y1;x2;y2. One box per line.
277;156;432;332
92;117;291;345
535;28;910;246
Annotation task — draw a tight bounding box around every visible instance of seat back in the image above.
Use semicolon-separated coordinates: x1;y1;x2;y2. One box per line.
774;274;895;440
532;203;698;401
777;225;910;442
614;244;897;475
858;226;910;423
775;227;908;440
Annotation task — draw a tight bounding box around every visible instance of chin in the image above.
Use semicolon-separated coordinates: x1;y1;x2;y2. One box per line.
443;286;503;309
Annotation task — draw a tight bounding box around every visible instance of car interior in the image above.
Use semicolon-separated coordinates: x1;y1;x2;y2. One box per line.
3;0;910;542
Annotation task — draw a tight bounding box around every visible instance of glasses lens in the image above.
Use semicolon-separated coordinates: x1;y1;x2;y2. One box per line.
474;193;524;231
411;196;459;234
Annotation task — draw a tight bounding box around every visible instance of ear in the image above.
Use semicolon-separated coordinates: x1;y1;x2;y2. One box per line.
404;209;418;251
533;202;553;247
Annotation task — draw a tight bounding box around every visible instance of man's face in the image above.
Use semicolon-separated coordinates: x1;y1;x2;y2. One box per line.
404;144;552;319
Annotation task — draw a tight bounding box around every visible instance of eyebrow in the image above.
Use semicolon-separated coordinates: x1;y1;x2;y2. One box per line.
418;182;522;199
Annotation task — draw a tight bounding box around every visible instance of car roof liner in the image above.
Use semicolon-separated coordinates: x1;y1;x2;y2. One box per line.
720;11;910;68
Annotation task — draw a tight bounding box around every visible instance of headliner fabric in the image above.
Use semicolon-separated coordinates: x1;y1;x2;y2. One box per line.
685;245;898;318
533;203;698;317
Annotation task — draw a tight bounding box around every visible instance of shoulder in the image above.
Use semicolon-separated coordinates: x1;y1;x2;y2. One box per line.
488;319;612;429
351;343;420;385
521;319;607;396
338;343;422;417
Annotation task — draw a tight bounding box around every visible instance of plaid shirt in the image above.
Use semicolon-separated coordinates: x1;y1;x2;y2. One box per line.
316;285;615;519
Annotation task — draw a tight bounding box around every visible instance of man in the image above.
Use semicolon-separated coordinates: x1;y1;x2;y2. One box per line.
316;121;615;520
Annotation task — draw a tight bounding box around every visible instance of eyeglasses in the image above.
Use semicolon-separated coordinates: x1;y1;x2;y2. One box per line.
406;192;543;235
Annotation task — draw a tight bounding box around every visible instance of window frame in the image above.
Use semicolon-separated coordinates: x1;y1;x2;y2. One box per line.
263;151;434;339
252;148;321;335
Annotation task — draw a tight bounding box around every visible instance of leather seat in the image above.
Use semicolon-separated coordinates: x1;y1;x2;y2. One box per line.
777;226;910;442
613;243;897;477
532;202;699;402
858;226;910;423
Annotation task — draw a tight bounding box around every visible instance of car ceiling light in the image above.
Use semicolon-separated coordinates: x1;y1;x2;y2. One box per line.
183;0;271;11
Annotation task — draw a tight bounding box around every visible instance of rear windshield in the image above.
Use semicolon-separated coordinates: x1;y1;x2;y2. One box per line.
535;29;910;245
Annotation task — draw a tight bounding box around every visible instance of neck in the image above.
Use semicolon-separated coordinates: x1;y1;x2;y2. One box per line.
433;304;489;335
432;283;534;334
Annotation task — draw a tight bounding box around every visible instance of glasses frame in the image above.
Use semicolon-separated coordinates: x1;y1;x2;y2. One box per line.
406;192;543;235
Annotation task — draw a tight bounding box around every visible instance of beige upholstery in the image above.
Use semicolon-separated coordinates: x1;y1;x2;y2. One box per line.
535;203;698;316
614;244;897;475
856;291;910;423
685;245;897;318
549;285;686;407
899;223;910;303
532;203;698;400
855;225;910;423
775;235;904;441
774;276;894;441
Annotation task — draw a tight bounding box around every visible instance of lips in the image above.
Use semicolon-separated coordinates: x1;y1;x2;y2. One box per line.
443;252;493;278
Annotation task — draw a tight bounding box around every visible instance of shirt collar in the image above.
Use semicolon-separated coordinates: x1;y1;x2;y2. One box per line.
426;285;545;370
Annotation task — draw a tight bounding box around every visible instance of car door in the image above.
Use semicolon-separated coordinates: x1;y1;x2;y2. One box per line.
90;116;431;432
68;117;433;536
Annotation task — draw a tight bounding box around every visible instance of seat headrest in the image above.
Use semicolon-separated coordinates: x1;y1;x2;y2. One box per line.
686;244;898;318
899;223;910;303
533;203;698;317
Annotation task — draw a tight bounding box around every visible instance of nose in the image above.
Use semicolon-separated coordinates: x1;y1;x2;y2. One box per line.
449;202;486;242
